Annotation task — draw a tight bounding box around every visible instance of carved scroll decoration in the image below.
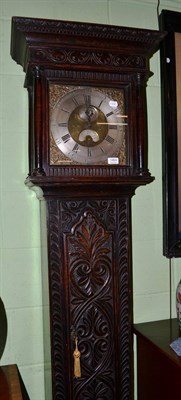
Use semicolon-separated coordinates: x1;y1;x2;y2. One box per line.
31;48;144;70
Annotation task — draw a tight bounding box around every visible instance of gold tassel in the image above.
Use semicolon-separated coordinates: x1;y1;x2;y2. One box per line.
73;337;81;378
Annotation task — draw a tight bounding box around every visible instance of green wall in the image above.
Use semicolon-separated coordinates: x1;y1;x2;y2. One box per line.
1;0;181;399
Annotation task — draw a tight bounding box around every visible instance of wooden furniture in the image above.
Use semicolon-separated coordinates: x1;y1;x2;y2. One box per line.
0;365;29;400
134;319;181;400
159;10;181;257
10;17;165;400
0;298;7;359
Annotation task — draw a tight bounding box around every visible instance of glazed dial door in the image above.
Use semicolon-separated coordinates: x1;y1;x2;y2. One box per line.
50;87;126;165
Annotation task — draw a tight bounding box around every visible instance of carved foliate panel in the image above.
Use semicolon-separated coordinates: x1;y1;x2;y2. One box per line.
65;211;115;399
47;197;132;400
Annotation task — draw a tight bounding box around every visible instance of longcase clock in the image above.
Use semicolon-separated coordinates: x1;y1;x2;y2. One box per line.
10;17;165;400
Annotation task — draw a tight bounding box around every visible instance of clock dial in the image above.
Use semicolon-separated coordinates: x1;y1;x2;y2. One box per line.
50;86;126;165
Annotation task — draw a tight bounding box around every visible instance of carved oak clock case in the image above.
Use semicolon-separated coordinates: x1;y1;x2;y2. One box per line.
10;17;164;400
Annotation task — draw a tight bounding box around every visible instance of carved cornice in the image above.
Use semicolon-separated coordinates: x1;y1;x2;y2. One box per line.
11;16;166;75
11;16;163;45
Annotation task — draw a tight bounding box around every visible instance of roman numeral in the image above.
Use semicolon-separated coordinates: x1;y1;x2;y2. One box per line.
72;97;79;106
105;135;114;144
106;111;114;118
83;93;91;107
109;124;117;129
58;122;67;127
87;148;92;157
72;143;79;153
62;133;71;143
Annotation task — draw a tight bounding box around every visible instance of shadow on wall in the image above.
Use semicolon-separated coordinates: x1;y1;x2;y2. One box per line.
0;297;7;360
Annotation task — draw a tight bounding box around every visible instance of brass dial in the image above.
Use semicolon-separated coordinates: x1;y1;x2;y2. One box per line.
50;87;124;164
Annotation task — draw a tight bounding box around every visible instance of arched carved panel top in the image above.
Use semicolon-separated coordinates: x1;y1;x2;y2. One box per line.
61;200;116;232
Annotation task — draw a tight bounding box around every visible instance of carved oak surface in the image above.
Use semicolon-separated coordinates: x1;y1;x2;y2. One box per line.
47;198;132;400
10;17;165;400
30;47;145;70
